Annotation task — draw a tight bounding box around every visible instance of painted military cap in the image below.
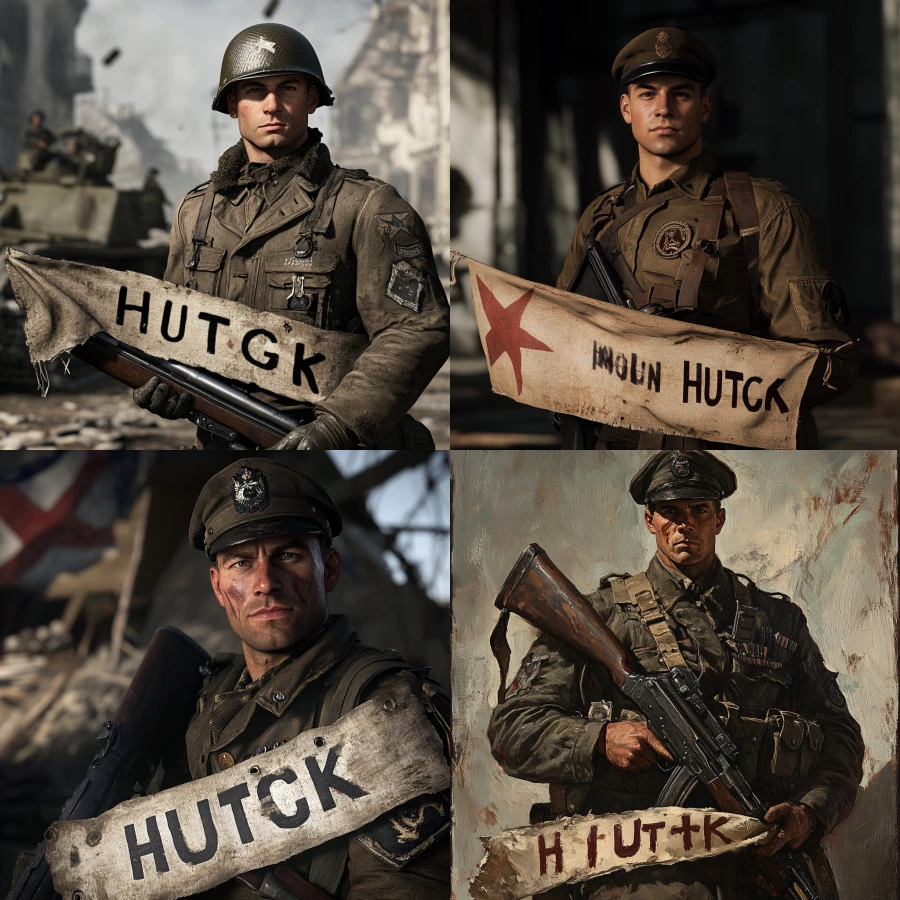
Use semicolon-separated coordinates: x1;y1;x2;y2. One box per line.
629;450;736;505
213;23;334;113
612;27;718;87
189;457;342;556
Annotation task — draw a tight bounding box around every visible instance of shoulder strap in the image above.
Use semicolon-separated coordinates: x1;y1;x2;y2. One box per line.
291;164;348;258
185;185;217;289
676;177;725;311
723;171;761;307
623;573;688;670
308;646;412;895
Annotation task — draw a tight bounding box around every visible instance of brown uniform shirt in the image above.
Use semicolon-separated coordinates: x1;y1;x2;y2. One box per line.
557;153;859;444
165;132;449;448
171;616;450;900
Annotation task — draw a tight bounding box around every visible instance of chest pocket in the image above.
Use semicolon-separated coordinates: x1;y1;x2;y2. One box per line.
264;250;339;328
184;246;225;296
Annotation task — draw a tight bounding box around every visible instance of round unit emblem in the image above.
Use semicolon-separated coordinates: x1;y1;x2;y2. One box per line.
653;220;693;259
671;455;692;479
655;31;673;59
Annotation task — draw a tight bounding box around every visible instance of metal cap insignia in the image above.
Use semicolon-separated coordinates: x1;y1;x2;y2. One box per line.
671;455;692;479
232;467;270;514
655;31;673;58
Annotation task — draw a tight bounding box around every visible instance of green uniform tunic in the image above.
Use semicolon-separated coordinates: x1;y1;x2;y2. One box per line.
165;131;449;449
488;556;864;899
170;615;450;900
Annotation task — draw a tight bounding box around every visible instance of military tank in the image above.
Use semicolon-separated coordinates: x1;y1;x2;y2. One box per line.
0;129;170;386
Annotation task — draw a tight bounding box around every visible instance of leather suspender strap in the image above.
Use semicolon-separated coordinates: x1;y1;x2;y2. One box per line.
185;185;216;289
723;171;760;297
677;177;725;311
623;573;688;669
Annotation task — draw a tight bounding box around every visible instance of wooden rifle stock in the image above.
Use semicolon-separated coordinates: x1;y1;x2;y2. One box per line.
494;543;636;689
71;336;288;448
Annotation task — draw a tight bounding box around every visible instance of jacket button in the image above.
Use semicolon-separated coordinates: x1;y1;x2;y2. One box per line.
218;752;235;769
272;691;286;703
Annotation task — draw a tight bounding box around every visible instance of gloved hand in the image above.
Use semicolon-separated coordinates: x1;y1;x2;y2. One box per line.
270;411;358;450
133;376;194;420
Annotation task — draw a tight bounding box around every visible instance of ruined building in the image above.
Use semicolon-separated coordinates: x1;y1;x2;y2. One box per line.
0;0;93;171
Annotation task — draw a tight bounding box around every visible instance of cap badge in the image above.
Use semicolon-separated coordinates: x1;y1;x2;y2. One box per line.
232;467;270;514
653;220;692;259
672;455;692;479
254;36;277;55
655;31;673;59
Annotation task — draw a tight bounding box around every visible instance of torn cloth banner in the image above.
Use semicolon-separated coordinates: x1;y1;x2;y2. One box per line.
45;681;449;900
470;807;772;900
5;248;367;402
460;255;822;449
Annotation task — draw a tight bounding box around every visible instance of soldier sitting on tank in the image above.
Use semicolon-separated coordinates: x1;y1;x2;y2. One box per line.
19;110;56;173
131;23;450;451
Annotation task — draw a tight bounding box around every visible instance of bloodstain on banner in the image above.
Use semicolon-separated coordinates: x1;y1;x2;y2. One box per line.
459;254;837;449
5;248;368;403
469;807;772;900
45;682;448;900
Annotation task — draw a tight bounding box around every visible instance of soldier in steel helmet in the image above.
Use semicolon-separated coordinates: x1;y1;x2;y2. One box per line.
553;28;858;450
134;24;449;450
163;457;450;898
488;451;864;899
19;110;56;173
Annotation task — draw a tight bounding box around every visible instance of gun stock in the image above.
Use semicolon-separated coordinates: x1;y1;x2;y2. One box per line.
494;543;635;688
71;334;305;448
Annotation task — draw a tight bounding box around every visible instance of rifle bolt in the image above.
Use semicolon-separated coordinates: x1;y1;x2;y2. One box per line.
86;830;102;847
45;825;58;841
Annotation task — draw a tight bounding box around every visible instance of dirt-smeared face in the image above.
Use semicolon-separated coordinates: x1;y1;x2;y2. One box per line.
210;533;339;654
644;498;724;574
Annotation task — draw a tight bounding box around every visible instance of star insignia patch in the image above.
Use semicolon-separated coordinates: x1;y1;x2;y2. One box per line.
376;212;411;241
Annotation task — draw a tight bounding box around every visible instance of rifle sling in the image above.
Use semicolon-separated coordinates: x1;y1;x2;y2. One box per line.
185;185;216;289
618;574;688;670
676;177;725;311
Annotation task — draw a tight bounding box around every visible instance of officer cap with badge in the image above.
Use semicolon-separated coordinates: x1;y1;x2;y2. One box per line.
189;457;342;558
629;450;737;506
612;26;718;87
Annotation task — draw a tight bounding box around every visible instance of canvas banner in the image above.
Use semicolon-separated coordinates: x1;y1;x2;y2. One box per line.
5;248;367;402
461;255;822;449
470;806;772;900
45;681;449;900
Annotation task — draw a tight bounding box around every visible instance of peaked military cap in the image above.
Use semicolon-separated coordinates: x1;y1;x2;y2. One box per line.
190;457;342;556
213;23;334;113
629;450;736;505
612;27;718;87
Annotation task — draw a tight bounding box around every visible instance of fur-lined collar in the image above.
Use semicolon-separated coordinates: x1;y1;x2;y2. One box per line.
209;128;327;192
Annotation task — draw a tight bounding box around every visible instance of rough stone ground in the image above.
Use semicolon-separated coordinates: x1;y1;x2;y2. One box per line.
451;355;900;449
0;361;450;450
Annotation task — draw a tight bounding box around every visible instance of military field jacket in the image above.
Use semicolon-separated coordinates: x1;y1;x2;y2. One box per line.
165;133;449;447
488;556;864;835
173;615;450;900
557;153;858;409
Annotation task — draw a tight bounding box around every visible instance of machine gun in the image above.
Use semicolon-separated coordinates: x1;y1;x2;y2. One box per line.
494;543;823;900
72;332;307;448
5;627;210;900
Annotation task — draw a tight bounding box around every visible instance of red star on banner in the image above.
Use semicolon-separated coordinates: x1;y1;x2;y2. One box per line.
477;275;553;395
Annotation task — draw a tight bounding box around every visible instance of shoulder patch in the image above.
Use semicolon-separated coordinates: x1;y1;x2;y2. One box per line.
355;792;450;868
505;653;548;699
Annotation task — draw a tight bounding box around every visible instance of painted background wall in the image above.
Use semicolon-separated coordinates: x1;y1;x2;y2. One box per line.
451;450;897;900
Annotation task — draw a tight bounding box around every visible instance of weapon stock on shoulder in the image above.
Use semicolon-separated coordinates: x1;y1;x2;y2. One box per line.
5;627;209;900
72;333;306;448
494;543;635;688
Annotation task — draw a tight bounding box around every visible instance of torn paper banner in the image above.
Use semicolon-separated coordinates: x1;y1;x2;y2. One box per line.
5;248;367;403
470;807;772;900
460;254;825;449
45;681;449;900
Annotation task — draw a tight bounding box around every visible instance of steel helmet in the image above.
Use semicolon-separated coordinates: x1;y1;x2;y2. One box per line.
212;23;335;113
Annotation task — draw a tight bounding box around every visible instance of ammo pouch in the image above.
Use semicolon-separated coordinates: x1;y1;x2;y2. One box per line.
720;701;823;784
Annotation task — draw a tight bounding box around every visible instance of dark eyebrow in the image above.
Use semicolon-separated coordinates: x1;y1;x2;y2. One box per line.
635;81;695;92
